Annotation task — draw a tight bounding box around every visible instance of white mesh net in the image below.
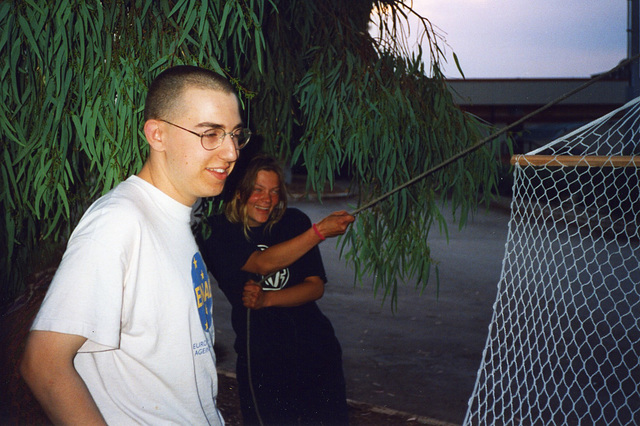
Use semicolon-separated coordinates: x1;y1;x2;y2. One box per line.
464;97;640;425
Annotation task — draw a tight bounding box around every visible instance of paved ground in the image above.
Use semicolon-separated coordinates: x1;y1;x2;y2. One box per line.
212;183;512;425
0;178;512;425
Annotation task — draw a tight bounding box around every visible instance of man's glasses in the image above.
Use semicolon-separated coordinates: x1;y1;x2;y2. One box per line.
159;119;251;151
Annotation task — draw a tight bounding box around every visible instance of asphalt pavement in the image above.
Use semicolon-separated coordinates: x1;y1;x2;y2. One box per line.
211;181;511;425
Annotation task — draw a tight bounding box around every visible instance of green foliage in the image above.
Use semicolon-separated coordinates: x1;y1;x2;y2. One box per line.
246;2;502;309
1;0;503;310
0;0;264;303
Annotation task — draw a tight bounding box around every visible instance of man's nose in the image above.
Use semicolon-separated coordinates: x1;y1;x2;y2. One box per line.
217;134;239;162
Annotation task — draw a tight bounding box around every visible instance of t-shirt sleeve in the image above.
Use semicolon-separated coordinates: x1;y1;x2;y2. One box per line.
31;204;134;352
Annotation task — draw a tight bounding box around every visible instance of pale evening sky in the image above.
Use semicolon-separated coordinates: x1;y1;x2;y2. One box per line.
379;0;628;79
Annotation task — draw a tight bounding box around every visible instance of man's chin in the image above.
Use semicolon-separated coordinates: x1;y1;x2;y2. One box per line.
203;183;225;198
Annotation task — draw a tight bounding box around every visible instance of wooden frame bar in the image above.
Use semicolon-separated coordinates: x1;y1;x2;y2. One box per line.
510;155;640;167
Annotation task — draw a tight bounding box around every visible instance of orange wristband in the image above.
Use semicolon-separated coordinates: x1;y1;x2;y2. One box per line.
312;223;325;241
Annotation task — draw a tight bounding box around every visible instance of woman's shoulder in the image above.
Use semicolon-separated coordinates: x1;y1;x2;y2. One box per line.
206;214;242;240
279;208;312;233
283;207;308;219
207;213;231;228
282;207;311;224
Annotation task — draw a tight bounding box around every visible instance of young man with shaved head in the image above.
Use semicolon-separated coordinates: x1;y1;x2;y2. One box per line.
20;65;249;425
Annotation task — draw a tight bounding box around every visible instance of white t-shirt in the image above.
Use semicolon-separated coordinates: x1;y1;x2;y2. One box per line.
31;176;223;425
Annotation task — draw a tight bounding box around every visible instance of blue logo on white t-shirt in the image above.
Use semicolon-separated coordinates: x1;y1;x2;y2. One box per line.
191;252;213;331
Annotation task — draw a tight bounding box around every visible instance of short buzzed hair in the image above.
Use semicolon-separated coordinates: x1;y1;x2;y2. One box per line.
144;65;237;121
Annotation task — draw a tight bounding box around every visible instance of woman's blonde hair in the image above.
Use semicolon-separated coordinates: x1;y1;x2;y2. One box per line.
225;155;288;239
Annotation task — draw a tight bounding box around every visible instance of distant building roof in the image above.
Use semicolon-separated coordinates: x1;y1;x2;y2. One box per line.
447;78;628;106
446;78;629;124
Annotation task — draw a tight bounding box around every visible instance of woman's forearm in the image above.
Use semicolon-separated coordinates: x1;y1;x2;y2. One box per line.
243;277;325;309
241;211;354;276
242;227;322;275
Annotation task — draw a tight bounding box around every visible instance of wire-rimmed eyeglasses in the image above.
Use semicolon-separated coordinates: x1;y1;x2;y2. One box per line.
159;119;251;151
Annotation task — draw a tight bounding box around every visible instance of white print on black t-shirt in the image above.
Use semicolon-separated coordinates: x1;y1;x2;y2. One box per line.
257;244;289;291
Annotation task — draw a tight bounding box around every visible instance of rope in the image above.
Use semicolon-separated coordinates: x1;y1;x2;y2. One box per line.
243;53;640;425
253;55;640;286
351;53;640;216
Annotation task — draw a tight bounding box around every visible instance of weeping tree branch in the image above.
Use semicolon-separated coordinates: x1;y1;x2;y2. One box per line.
2;0;502;310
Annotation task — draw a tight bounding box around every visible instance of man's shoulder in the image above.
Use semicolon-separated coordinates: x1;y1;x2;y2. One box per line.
89;177;157;214
73;178;151;236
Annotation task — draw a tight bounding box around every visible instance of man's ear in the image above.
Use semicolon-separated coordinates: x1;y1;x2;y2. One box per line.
143;119;166;152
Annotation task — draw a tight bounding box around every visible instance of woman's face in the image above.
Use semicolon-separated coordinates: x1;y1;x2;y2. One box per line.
245;170;281;227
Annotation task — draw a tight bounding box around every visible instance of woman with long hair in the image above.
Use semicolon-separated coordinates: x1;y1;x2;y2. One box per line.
201;154;354;425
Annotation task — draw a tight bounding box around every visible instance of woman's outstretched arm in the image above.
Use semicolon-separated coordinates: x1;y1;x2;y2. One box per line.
241;211;354;276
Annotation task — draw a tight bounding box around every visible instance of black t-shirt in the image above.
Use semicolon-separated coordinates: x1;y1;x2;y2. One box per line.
202;208;339;363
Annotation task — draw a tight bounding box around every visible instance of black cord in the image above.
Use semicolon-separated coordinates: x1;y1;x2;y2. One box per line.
246;308;264;426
